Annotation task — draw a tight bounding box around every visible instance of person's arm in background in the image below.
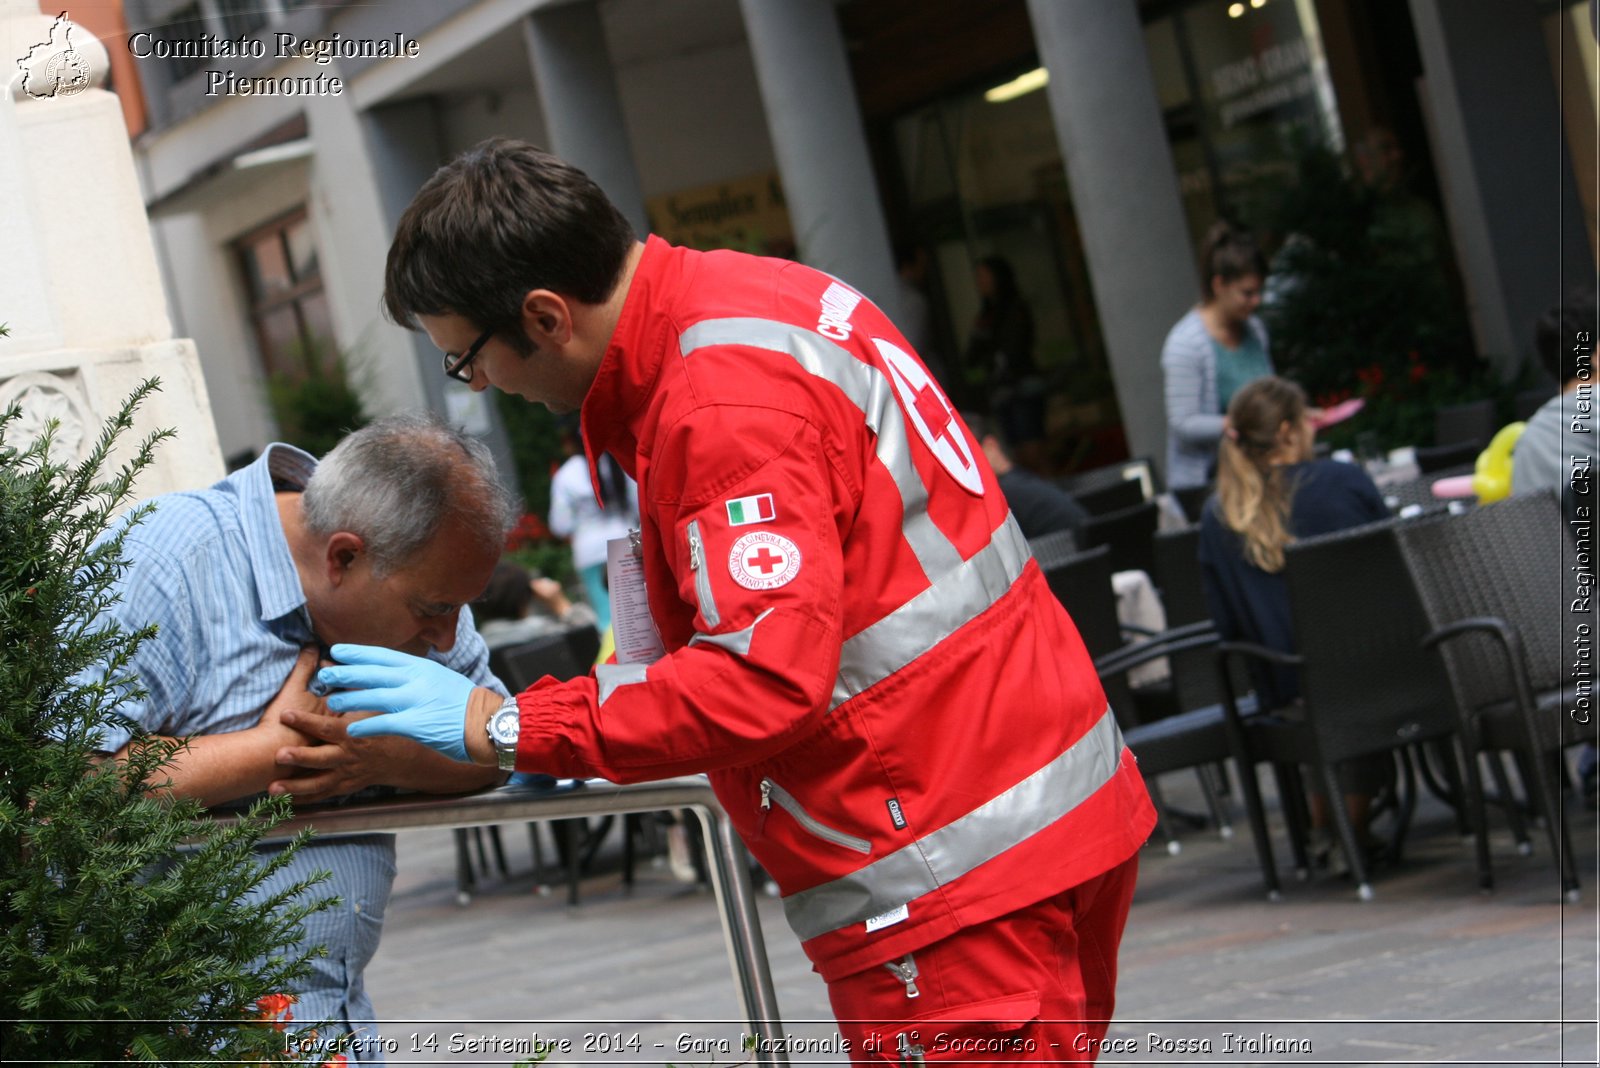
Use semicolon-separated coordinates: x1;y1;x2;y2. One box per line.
547;458;579;540
1161;317;1225;449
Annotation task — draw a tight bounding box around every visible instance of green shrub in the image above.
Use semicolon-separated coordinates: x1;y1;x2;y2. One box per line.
1257;138;1497;451
265;338;369;458
0;376;336;1063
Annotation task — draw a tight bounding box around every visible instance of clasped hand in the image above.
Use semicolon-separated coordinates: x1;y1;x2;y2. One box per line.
318;645;476;763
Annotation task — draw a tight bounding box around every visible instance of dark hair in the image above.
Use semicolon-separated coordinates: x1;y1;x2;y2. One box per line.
959;409;1010;453
596;452;631;512
978;255;1020;306
1199;221;1267;300
474;560;535;623
1533;287;1597;385
384;139;637;343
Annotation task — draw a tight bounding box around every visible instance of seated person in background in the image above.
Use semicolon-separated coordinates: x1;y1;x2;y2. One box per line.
1197;376;1390;863
1514;289;1597;798
91;412;511;1061
473;560;599;649
1514;288;1597;517
963;409;1089;540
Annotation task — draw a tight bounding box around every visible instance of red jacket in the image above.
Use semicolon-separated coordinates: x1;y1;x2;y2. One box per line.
515;237;1155;981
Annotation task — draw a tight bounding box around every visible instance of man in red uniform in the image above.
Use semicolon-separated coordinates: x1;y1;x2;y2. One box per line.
327;139;1155;1061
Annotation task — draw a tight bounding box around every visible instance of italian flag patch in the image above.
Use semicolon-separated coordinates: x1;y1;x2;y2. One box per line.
725;493;775;526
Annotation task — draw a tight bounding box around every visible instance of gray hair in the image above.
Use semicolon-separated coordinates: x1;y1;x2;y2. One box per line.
301;410;516;576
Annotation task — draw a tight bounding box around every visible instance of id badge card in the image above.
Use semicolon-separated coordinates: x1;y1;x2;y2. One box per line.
606;531;666;666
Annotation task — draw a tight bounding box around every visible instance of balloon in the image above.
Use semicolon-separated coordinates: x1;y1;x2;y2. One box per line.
1470;421;1526;503
1430;474;1477;499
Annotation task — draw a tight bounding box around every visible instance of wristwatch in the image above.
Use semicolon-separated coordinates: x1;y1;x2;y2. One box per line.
486;698;521;771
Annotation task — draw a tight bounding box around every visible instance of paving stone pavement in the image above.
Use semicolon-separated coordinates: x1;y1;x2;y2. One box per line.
362;774;1599;1067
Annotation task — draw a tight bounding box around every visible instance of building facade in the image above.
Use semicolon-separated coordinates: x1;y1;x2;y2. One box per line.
100;0;1595;486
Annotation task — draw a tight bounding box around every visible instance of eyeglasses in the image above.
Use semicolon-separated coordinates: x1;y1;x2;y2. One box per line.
442;328;494;382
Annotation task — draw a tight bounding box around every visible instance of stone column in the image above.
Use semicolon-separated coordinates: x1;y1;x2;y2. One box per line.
1408;0;1592;377
0;3;222;497
355;97;522;496
522;2;649;236
736;0;899;316
1026;0;1200;479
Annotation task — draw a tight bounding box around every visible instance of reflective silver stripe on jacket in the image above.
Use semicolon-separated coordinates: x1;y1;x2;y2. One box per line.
688;608;773;657
832;513;1029;709
678;317;1030;708
596;662;649;705
678;318;962;582
780;707;1126;942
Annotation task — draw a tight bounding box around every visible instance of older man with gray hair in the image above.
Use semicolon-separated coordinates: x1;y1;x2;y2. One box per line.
93;411;514;1061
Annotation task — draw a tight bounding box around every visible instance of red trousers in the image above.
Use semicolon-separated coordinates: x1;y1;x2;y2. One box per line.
826;855;1139;1065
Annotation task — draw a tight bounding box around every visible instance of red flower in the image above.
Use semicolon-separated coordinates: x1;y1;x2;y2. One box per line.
1355;363;1386;390
323;1056;349;1067
1409;362;1427;384
255;992;295;1032
505;512;551;551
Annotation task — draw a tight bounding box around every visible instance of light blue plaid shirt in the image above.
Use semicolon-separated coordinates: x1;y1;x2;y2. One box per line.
95;444;504;1061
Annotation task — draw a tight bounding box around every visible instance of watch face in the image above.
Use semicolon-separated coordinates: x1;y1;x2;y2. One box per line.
490;707;519;747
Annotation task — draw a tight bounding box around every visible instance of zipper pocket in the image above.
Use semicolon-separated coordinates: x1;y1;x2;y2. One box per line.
686;519;721;628
759;778;871;854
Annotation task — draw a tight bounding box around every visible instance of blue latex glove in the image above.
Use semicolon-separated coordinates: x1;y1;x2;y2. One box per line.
319;644;475;763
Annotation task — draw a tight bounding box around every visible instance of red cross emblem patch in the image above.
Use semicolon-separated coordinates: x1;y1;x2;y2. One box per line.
728;530;802;591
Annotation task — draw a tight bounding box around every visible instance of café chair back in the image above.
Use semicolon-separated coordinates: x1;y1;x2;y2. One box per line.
1394;490;1590;900
1172;483;1213;525
1026;528;1079;572
1072;476;1147;518
480;625;620;906
1044;544;1243;854
1078;498;1161;578
1218;515;1466;901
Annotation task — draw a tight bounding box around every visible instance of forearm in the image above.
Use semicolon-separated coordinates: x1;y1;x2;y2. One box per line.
112;724;300;809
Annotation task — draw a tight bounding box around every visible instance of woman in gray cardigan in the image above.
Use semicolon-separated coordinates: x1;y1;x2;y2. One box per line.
1161;222;1273;489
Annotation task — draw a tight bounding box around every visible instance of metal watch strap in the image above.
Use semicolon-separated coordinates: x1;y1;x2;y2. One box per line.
488;698;520;772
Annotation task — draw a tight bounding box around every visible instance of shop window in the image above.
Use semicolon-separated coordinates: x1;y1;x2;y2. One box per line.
1144;0;1344;245
235;210;332;380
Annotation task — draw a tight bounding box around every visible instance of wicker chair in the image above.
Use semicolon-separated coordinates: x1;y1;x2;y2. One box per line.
1171;483;1213;525
1078;498;1161;578
467;626;630;907
1069;476;1146;517
1043;544;1246;855
1144;526;1260;835
1026;528;1079;571
1394;490;1591;900
1217;515;1467;901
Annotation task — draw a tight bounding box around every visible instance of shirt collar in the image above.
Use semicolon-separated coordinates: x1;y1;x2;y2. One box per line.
228;443;317;624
